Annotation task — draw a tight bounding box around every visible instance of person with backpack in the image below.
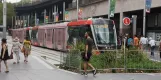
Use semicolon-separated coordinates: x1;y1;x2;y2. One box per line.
22;36;31;63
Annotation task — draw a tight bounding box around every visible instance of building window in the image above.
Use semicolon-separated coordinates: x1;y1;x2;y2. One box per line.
147;14;156;27
158;14;161;27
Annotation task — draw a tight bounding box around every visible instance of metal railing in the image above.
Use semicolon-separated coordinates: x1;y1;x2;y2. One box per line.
59;47;161;73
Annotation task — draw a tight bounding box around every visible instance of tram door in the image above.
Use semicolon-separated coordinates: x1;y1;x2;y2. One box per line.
55;28;65;50
38;29;45;47
46;29;53;48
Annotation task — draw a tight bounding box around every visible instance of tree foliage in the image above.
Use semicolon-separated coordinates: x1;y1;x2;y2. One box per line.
0;3;15;28
16;0;32;6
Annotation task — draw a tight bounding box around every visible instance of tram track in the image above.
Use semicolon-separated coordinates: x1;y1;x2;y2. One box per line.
7;40;66;65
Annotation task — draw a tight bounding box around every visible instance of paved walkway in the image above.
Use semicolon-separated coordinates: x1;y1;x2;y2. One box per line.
0;34;160;80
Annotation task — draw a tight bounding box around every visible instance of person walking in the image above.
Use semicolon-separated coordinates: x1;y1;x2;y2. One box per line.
139;35;148;51
134;35;139;49
12;37;21;64
22;36;31;63
82;32;96;76
149;37;156;57
0;38;10;73
127;36;133;50
159;40;161;58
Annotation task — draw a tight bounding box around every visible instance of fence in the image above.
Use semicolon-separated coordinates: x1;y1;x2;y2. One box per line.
59;47;161;73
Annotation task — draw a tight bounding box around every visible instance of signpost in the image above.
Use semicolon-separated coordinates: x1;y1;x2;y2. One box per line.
123;17;131;26
78;8;83;20
109;0;116;17
65;11;69;20
145;0;152;13
143;0;152;36
3;0;7;39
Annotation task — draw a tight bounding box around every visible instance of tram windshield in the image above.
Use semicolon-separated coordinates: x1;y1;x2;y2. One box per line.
93;19;116;45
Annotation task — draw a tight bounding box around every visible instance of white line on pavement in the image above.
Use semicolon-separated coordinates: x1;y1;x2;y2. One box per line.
32;56;54;70
146;74;156;76
57;69;78;75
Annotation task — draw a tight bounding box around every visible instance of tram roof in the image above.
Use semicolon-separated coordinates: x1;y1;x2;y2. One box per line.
67;20;92;26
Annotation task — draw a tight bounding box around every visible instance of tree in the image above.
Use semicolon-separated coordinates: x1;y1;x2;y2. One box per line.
16;0;32;6
0;3;16;29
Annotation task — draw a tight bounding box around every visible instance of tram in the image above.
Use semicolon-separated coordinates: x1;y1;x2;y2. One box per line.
11;18;117;51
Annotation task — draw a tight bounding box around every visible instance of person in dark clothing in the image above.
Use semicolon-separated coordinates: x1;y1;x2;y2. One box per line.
82;32;96;76
0;38;10;73
159;40;161;58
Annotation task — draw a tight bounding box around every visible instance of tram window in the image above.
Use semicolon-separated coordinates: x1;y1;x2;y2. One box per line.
46;29;52;41
26;30;30;40
68;25;92;44
68;27;79;43
52;29;54;44
31;30;38;40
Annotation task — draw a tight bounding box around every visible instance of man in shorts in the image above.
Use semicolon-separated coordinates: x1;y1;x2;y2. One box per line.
82;32;96;76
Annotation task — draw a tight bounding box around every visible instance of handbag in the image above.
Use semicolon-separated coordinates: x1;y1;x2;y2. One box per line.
21;47;24;53
10;51;13;59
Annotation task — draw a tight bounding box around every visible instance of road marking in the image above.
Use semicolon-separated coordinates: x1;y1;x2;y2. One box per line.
32;56;54;70
146;74;155;76
57;69;78;75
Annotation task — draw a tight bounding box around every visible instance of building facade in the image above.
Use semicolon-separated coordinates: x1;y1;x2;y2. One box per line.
15;0;161;43
66;0;161;43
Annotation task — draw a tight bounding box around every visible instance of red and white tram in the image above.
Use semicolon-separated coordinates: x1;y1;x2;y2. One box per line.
11;18;117;51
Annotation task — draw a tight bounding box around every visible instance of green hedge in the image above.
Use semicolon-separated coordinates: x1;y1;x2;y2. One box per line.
61;43;161;73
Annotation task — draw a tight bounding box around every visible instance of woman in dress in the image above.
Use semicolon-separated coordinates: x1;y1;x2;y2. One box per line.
22;36;31;63
0;38;10;73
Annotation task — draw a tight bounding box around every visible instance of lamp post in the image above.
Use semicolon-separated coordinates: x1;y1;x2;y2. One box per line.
3;0;7;39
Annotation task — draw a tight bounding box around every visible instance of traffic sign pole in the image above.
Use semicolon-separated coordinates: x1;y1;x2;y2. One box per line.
143;0;146;36
108;0;111;19
77;0;79;21
3;0;7;39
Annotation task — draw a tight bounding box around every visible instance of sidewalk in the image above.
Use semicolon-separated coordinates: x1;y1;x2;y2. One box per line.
0;36;160;80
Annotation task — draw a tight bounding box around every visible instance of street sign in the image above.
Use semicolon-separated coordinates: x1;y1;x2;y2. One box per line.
123;17;131;26
78;8;83;20
145;0;152;13
109;0;116;17
65;11;69;20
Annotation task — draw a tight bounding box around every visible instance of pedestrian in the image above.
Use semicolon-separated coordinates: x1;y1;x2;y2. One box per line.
149;37;156;57
12;37;21;64
133;35;139;49
22;36;31;63
127;35;133;50
139;35;148;51
0;38;10;73
159;39;161;58
82;32;96;76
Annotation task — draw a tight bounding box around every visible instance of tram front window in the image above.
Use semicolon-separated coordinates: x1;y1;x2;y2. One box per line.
93;20;116;45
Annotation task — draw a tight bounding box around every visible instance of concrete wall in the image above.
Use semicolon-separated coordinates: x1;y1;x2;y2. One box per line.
67;0;161;20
